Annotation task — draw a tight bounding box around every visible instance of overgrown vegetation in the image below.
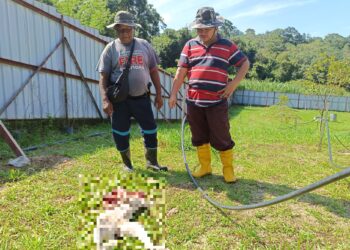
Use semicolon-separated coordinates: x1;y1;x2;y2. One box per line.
238;79;350;96
38;0;350;93
1;107;349;249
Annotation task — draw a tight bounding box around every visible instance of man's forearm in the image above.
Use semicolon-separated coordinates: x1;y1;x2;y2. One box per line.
150;68;162;95
170;67;188;96
99;73;109;101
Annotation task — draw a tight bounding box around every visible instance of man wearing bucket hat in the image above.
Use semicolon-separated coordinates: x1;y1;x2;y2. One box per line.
97;11;167;172
169;7;250;183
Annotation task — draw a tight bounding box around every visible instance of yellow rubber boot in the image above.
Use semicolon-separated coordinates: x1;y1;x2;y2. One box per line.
192;143;212;178
219;149;237;183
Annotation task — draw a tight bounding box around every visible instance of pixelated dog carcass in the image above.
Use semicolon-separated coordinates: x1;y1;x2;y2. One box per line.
94;188;167;250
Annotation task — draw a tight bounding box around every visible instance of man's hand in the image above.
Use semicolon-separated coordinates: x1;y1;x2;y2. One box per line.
102;99;113;116
217;83;236;99
218;59;250;99
168;94;177;109
154;94;163;110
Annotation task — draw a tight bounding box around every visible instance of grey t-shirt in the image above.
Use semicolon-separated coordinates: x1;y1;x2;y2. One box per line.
96;38;159;96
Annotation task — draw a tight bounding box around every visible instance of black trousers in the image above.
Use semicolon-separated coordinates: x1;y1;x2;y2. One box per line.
111;95;157;152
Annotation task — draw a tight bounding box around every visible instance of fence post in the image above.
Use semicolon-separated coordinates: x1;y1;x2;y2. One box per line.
242;89;245;105
61;15;69;127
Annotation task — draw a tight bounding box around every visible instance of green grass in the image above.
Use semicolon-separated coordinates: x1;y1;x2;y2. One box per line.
238;79;350;96
0;106;349;249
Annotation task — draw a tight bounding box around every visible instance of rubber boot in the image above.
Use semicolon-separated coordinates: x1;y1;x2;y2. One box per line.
219;149;236;183
192;143;212;178
120;149;133;172
145;148;168;171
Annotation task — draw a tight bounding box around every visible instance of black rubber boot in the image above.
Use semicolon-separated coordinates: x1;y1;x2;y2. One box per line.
145;148;168;171
120;149;133;172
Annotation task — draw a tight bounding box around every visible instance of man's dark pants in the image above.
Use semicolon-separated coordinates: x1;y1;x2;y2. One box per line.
111;95;157;152
187;101;234;151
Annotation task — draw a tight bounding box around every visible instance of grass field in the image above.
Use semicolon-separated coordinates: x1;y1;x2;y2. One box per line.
0;105;349;249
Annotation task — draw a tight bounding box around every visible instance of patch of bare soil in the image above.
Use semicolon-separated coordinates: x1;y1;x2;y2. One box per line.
29;155;71;170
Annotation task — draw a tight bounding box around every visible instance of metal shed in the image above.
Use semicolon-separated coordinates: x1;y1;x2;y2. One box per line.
0;0;184;121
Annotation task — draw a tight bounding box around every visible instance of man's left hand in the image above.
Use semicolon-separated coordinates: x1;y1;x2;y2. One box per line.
217;83;235;99
155;94;163;110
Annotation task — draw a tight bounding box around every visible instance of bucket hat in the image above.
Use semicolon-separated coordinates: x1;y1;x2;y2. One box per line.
190;7;224;29
106;11;141;29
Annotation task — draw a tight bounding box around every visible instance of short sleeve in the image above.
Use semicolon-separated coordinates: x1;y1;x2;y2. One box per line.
177;42;190;68
228;43;247;67
143;41;160;70
96;43;113;74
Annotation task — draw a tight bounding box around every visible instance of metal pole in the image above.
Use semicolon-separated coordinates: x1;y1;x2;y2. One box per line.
63;38;103;119
0;120;26;157
61;15;69;124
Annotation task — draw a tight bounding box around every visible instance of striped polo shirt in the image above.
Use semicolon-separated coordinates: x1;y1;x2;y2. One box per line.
178;34;247;107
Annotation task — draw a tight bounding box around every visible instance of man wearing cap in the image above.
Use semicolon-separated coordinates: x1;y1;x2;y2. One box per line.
97;11;167;172
169;7;249;183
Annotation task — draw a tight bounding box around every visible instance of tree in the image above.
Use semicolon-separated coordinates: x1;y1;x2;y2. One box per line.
324;33;347;50
152;28;192;68
304;54;334;84
219;19;242;39
75;0;112;33
249;49;276;80
281;27;305;45
37;0;164;40
328;59;350;89
273;52;299;82
245;29;256;36
37;0;112;35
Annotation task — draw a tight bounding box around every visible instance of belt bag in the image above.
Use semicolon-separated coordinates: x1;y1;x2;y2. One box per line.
107;39;135;104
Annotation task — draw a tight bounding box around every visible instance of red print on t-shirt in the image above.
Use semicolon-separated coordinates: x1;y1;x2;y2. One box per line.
119;55;143;66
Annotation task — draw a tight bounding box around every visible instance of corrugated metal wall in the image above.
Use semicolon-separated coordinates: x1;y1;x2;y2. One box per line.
232;90;350;112
0;0;184;121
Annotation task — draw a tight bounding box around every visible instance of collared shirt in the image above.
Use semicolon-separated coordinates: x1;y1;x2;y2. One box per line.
178;34;247;107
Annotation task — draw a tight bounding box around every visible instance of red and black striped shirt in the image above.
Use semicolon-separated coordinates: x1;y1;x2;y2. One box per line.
178;34;247;107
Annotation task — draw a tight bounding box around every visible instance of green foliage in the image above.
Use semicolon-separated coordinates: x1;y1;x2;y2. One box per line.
328;59;350;89
229;27;349;92
304;54;333;84
152;28;192;68
304;54;350;90
238;79;350;96
36;0;350;92
37;0;164;40
37;0;112;34
281;27;306;45
219;19;243;38
106;0;165;40
0;169;28;183
162;67;177;76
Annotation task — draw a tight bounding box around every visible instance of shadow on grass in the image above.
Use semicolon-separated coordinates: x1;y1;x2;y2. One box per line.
138;168;350;219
